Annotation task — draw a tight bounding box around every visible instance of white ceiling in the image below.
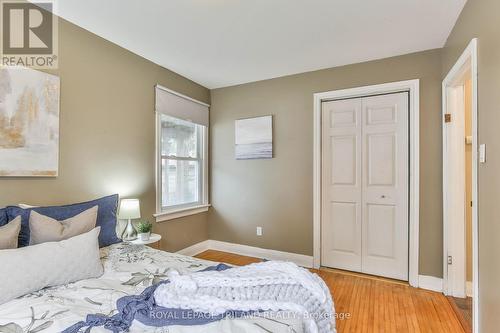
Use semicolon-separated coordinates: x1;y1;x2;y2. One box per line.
52;0;466;89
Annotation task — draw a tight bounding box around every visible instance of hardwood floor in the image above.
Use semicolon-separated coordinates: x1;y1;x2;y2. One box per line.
195;250;465;333
447;296;472;333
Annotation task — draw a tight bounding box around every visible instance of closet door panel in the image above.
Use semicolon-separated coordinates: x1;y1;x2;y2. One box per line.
321;99;362;271
361;92;409;281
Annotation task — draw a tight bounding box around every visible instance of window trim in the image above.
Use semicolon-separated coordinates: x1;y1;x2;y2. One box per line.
155;113;209;222
154;204;211;222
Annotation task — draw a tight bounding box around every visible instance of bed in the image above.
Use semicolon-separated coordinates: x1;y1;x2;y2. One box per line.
0;243;315;333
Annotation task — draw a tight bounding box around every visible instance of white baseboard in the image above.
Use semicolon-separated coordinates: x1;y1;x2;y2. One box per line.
177;239;314;268
208;240;314;268
418;276;472;296
466;281;473;297
418;275;443;292
176;240;210;256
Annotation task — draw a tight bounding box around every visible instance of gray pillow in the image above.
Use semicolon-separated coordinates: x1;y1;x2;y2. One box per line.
0;216;21;249
0;227;103;305
29;206;98;245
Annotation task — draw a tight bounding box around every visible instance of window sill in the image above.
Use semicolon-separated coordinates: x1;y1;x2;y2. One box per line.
154;204;211;223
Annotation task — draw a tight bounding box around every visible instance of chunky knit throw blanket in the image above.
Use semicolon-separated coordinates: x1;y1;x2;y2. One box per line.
154;261;335;333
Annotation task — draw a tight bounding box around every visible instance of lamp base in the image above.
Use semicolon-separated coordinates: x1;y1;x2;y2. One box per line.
122;219;137;241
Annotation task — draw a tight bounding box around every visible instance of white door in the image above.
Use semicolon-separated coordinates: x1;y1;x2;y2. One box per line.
321;92;409;280
361;93;409;280
321;98;362;271
444;86;467;297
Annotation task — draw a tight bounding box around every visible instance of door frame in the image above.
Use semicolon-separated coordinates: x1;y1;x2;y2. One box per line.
313;79;420;287
442;38;478;333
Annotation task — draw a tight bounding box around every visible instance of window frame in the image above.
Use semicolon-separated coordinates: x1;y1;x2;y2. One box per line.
155;113;209;222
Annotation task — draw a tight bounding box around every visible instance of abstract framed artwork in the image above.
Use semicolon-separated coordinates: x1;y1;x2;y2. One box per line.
235;115;273;160
0;67;60;176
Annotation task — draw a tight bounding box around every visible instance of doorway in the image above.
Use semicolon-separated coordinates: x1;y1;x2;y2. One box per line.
442;38;478;333
313;80;420;287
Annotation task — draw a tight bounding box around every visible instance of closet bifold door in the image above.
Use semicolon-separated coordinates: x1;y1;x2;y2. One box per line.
360;92;409;281
321;98;362;271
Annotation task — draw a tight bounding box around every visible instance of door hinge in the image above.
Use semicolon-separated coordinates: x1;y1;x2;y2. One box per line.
444;114;452;123
447;256;453;265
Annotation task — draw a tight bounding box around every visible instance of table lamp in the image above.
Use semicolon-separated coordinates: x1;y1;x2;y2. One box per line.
118;198;141;241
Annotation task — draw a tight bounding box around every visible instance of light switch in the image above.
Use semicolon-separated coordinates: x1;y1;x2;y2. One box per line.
479;144;486;163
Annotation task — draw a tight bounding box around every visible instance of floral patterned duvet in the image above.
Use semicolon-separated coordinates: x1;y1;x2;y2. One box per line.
0;243;305;333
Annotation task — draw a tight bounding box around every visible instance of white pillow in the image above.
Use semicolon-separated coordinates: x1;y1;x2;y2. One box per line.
0;227;103;305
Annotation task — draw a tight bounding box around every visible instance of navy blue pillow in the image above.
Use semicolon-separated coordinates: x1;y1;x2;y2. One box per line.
0;207;8;227
6;194;121;248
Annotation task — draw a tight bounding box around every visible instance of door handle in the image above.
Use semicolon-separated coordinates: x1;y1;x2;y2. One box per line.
381;195;387;199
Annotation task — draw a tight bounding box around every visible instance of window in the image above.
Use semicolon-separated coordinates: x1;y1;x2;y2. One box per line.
155;86;209;221
160;115;204;209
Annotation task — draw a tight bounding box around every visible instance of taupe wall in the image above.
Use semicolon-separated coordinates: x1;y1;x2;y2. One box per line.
0;17;210;252
442;0;500;331
210;49;444;278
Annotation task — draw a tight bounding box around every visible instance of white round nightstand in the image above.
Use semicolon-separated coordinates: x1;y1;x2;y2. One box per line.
128;233;162;249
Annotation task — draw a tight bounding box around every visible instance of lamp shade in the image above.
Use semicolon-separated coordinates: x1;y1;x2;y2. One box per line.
118;199;141;219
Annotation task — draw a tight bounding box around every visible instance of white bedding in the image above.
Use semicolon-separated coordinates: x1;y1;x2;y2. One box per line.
0;243;312;333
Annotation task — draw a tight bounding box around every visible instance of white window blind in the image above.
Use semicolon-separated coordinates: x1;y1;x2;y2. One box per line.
155;85;209;126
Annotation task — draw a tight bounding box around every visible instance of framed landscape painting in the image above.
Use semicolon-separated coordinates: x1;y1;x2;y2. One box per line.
235;115;273;160
0;67;60;176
